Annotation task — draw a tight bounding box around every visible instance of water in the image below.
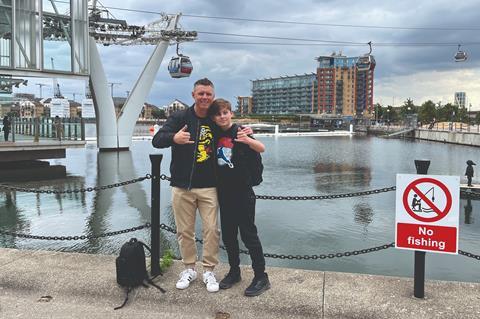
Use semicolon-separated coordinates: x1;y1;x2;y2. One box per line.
1;133;479;283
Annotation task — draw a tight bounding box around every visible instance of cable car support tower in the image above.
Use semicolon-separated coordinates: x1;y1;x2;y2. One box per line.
87;3;197;150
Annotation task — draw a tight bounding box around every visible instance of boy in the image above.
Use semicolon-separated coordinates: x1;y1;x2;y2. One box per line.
208;98;270;297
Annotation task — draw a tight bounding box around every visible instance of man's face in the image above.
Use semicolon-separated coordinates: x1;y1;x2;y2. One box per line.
192;85;215;112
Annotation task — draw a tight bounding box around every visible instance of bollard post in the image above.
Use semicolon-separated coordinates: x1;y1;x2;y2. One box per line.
80;118;85;141
413;159;430;299
149;154;163;276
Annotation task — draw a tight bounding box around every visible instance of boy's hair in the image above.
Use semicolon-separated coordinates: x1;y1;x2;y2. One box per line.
194;78;214;89
208;98;231;117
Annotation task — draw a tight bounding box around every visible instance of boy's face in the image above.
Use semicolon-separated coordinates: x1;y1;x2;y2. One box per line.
212;107;233;130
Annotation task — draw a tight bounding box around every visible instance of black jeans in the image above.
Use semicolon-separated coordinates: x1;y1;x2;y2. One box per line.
218;187;265;276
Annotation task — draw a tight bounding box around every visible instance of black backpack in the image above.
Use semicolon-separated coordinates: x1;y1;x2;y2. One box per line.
234;125;264;187
114;238;165;310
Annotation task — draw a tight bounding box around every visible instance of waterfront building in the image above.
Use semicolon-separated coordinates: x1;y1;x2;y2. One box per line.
251;73;317;114
165;99;188;117
316;52;375;117
236;96;253;115
454;92;467;109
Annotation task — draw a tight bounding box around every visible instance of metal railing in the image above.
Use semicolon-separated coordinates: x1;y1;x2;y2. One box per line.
10;116;85;142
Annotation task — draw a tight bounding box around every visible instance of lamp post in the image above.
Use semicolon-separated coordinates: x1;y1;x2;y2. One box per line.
407;106;412;127
387;108;391;129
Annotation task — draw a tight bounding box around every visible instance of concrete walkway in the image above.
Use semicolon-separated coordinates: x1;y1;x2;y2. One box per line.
0;248;479;318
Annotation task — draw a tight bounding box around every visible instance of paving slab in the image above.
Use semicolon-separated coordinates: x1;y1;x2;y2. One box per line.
324;271;480;319
0;248;479;318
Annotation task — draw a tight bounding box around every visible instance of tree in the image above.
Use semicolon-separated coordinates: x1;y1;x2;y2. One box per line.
436;103;457;122
373;103;383;121
151;108;166;119
418;100;436;123
475;112;480;125
399;98;416;118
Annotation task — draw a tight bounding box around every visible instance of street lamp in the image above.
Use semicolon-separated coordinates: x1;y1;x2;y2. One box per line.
387;108;391;128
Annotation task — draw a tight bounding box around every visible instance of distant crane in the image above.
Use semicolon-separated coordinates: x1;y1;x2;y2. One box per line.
36;83;48;98
51;57;63;98
108;82;121;97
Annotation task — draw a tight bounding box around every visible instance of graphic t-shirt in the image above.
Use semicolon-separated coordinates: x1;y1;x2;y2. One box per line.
190;118;216;188
215;126;249;188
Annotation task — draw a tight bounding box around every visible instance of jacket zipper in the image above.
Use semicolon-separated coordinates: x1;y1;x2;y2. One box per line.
187;118;200;190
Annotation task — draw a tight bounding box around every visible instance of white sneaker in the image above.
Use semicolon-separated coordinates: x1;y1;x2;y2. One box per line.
203;271;219;293
176;269;197;290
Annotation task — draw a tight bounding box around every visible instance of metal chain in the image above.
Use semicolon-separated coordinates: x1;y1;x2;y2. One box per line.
459;250;480;260
256;186;396;200
0;223;151;240
0;175;152;194
160;223;394;259
1;222;479;261
158;174;395;199
160;174;171;181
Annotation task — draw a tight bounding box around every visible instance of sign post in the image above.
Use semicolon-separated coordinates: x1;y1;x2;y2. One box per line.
395;160;460;298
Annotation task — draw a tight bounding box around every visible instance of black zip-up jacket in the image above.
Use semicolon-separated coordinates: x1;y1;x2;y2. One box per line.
152;105;216;189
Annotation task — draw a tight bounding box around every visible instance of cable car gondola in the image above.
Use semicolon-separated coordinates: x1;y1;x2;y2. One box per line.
454;44;467;62
168;44;193;78
356;41;376;72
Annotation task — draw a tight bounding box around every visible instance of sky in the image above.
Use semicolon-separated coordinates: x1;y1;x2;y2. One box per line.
12;0;480;110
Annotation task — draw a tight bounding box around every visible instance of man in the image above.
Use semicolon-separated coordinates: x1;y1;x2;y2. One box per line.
152;78;251;293
2;116;11;142
54;116;63;141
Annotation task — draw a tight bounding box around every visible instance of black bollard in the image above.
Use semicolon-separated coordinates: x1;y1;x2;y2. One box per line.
150;154;163;277
413;159;430;299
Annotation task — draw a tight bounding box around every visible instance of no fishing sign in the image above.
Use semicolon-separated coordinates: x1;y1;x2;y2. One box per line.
395;174;460;254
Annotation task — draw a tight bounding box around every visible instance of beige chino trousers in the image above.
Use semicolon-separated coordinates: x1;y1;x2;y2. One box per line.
171;187;220;270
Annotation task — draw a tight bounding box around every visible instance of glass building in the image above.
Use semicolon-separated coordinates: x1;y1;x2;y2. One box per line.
454;92;467;109
0;0;89;78
251;73;317;114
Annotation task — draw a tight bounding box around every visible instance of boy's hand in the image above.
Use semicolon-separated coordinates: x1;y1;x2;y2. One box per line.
241;126;253;135
173;125;194;144
235;127;251;144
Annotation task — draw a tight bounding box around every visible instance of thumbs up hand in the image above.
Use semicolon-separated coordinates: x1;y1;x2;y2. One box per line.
173;125;194;144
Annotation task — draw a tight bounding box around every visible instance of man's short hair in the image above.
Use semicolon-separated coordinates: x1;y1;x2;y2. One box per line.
194;78;214;89
208;98;231;117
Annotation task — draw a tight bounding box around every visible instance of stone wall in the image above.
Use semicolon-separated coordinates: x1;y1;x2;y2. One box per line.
415;129;480;147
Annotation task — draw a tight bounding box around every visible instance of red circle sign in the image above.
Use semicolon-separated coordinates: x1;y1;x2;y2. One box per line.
402;177;452;222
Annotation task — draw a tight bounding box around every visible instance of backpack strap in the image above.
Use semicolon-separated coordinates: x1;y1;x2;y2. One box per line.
114;287;131;310
146;278;166;293
139;241;164;276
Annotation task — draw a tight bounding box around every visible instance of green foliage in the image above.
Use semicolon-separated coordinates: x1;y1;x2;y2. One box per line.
418;100;436;123
159;249;175;273
475;112;480;125
151;108;166;119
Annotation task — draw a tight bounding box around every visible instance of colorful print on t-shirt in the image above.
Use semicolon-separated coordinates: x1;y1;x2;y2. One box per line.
217;136;234;168
197;125;213;163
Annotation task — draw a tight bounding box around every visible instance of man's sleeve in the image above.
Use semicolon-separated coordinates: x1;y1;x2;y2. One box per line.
152;112;181;148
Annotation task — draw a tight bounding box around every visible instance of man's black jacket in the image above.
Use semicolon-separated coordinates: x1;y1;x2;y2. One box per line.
152;106;215;189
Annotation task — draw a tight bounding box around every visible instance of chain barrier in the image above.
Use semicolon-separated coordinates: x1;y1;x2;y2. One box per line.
256;186;396;200
0;175;153;194
159;223;480;260
0;223;150;240
0;172;395;200
0;171;479;260
0;222;479;261
459;250;480;260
